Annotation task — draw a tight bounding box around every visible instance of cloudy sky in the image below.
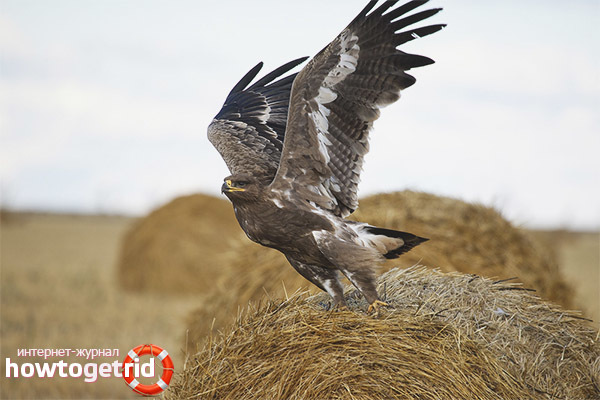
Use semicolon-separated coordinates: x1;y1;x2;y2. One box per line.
1;0;598;229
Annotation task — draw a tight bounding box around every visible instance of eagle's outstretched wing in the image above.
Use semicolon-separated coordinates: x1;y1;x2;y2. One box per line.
208;57;308;181
270;0;444;216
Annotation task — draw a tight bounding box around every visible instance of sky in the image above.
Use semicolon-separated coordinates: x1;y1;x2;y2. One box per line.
1;0;599;229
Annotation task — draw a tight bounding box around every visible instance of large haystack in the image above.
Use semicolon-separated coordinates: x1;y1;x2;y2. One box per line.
174;267;599;400
187;190;573;345
351;191;572;307
175;301;528;400
117;194;242;293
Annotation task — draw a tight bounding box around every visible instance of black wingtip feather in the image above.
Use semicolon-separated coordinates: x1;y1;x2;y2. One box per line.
371;0;401;18
383;0;432;22
228;62;263;95
406;54;435;68
351;0;379;24
394;24;446;45
391;8;443;32
225;56;308;100
249;56;309;90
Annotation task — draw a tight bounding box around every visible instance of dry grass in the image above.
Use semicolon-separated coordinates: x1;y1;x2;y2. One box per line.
174;300;528;400
527;229;600;323
117;194;242;293
174;267;600;400
0;213;199;398
186;190;574;347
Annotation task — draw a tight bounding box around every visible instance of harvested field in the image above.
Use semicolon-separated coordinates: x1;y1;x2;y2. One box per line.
175;267;600;400
0;213;200;398
117;194;242;293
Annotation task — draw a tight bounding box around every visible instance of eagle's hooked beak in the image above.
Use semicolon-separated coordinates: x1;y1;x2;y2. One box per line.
221;179;245;193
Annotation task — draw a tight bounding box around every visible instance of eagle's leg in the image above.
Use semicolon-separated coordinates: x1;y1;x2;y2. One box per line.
338;267;387;314
285;256;347;308
314;235;387;312
334;253;389;314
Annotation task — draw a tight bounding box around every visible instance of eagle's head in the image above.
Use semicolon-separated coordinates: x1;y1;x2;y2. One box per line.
221;174;261;202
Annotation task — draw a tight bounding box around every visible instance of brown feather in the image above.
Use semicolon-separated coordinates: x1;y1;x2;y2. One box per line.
271;1;445;217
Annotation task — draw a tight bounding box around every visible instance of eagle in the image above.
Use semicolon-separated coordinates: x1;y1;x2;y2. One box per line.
208;0;444;313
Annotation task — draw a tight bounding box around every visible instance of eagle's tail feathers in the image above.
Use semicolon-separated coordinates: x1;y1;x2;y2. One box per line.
364;225;428;259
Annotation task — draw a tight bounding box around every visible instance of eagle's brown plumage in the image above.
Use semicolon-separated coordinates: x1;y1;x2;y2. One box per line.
209;0;444;310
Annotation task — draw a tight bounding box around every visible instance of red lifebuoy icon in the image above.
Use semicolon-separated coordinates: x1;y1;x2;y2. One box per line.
122;344;174;396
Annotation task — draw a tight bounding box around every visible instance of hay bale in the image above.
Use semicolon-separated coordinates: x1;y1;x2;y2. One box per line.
187;190;573;345
315;267;599;399
117;194;242;293
351;191;572;307
175;302;528;400
174;267;599;400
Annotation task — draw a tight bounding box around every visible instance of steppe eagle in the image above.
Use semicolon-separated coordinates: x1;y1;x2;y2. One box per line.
208;0;444;312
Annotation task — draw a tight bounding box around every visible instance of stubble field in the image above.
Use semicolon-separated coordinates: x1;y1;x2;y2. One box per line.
0;211;598;398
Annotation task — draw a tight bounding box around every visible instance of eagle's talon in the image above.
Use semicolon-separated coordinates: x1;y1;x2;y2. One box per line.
367;300;389;314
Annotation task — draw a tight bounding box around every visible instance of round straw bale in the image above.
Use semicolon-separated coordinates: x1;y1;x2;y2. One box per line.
174;300;529;400
351;191;572;308
317;267;598;399
176;267;599;400
117;194;242;293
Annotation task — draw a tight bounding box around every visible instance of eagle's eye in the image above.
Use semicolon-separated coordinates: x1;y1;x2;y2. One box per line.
236;181;247;188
